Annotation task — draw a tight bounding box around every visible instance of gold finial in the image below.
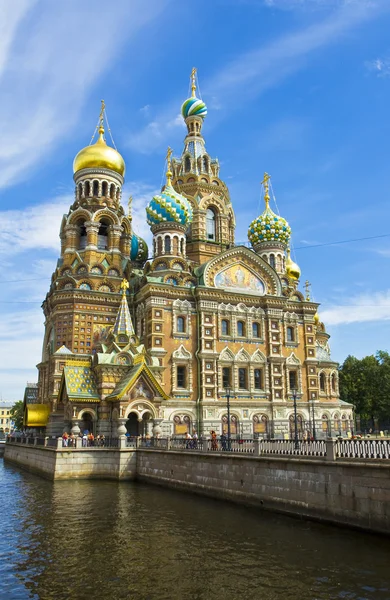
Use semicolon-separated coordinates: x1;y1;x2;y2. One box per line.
305;280;311;301
128;195;133;220
120;278;129;295
98;99;105;135
191;67;197;98
166;146;173;186
261;172;271;208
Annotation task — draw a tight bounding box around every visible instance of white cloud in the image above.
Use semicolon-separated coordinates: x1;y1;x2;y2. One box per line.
321;290;390;325
0;0;169;189
0;195;71;254
129;0;388;153
365;56;390;77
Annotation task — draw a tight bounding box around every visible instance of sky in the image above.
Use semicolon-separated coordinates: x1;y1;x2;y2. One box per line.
1;0;390;400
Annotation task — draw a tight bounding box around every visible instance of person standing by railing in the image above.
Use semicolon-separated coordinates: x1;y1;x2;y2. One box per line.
192;430;198;449
211;430;218;451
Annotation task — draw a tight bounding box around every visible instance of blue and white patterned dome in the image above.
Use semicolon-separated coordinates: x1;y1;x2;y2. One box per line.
146;184;193;228
248;203;291;247
130;232;148;263
181;96;207;119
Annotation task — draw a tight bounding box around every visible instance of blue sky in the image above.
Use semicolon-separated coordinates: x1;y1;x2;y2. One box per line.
1;0;390;400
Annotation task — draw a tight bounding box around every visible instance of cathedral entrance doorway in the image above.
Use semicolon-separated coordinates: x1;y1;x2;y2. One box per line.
126;413;139;436
81;412;94;435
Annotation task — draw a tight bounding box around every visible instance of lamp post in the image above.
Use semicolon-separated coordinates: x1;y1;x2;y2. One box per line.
225;384;232;451
311;398;317;441
291;387;299;450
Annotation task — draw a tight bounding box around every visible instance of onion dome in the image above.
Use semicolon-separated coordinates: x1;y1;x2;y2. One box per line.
130;232;148;263
73;101;125;177
181;67;207;120
146;148;193;228
248;172;291;247
286;248;301;281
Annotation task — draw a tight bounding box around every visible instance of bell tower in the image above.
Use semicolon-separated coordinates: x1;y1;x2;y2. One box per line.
171;69;235;265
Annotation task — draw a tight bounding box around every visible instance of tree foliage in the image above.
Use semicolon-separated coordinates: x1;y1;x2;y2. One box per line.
339;351;390;421
10;400;24;430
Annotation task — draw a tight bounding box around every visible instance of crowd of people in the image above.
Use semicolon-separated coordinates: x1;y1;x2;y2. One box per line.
62;431;106;447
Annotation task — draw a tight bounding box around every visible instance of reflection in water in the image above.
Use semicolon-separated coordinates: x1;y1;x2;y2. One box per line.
1;461;390;600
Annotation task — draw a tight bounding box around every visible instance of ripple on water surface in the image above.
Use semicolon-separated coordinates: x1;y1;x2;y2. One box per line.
1;461;390;600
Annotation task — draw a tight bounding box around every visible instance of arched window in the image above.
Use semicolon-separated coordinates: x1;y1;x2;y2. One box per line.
185;156;191;172
76;219;87;250
93;180;99;196
252;322;260;338
206;208;216;241
221;319;229;336
286;326;294;342
177;316;185;333
85;181;91;197
269;254;276;269
331;373;337;393
237;321;245;337
254;369;263;389
102;181;108;197
180;238;184;255
98;220;109;250
202;156;208;172
320;372;326;392
110;184;115;199
78;183;83;198
164;236;171;254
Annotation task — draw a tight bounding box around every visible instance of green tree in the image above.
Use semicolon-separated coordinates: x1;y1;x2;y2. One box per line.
10;400;24;430
339;352;390;422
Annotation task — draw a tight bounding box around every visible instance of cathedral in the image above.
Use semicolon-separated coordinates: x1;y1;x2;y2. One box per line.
24;70;353;439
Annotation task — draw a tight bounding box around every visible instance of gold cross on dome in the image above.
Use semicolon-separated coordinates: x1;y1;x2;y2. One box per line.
120;278;129;295
305;280;311;301
128;195;133;218
191;67;197;97
261;172;271;206
99;99;105;126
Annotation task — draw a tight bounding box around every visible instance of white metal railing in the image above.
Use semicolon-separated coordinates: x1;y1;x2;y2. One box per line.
259;439;326;457
336;438;390;459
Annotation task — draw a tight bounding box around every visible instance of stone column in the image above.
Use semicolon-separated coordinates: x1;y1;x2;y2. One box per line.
117;418;127;437
109;225;123;253
64;224;79;254
153;419;163;438
85;221;100;250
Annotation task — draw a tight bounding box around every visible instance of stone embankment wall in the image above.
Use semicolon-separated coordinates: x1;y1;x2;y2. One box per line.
5;444;136;481
137;450;390;535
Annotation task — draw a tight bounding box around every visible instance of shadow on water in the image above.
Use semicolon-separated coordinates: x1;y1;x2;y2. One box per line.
1;461;390;600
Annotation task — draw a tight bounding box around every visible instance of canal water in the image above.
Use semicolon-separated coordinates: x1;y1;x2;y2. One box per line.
1;461;390;600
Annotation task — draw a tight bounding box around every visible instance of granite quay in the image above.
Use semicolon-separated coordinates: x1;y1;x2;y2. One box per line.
5;436;390;535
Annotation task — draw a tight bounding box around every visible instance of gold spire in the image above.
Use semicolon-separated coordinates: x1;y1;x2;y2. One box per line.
191;67;197;97
261;172;271;208
166;146;173;186
128;195;133;220
73;99;125;176
98;99;105;136
120;278;129;296
305;280;311;301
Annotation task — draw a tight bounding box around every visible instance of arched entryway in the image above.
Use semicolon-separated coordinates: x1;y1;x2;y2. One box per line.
126;413;139;436
81;412;94;434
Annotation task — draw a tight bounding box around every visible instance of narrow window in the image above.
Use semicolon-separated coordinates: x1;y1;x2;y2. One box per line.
185;156;191;172
164;236;171;253
331;373;336;393
222;367;231;388
221;319;229;336
238;368;247;389
286;326;294;342
177;316;185;333
289;370;297;390
254;369;262;389
270;254;276;269
93;180;99;196
237;321;245;337
206;208;216;241
252;322;260;338
320;372;326;392
177;366;186;388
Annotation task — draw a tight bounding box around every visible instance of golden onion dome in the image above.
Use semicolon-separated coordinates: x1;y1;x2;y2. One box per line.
285;248;301;281
73;111;125;177
314;312;320;326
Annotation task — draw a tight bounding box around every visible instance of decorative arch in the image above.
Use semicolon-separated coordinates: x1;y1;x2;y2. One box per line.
124;399;158;420
78;408;97;420
92;207;120;226
236;348;251;362
251;349;266;363
219;347;235;362
67;207;92;226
